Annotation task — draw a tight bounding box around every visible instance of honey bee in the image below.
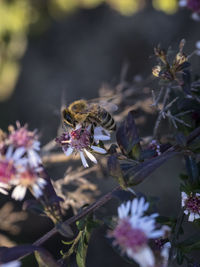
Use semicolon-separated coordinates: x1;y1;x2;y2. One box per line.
62;99;116;131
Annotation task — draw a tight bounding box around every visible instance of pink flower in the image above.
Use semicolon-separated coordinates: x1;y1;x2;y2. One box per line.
11;168;46;201
56;125;109;168
0;146;26;195
0;122;46;200
8;122;41;168
109;198;166;267
182;192;200;221
0;159;15;195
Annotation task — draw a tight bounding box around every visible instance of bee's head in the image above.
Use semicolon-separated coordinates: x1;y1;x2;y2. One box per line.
62;108;76;128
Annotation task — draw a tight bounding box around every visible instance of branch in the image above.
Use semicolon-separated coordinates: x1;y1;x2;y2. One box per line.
153;85;171;139
33;185;121;246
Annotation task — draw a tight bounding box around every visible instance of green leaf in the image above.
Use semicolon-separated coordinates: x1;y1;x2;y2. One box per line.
61;239;75;245
76;219;87;231
76;231;90;267
75;215;100;267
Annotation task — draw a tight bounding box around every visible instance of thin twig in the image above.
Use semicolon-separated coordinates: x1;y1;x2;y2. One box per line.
42;153;79;164
151;86;164;107
42;140;57;153
153;86;171;138
168;210;185;266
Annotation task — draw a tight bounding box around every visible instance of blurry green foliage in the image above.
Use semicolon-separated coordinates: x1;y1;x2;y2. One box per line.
152;0;178;14
0;0;35;101
0;0;178;101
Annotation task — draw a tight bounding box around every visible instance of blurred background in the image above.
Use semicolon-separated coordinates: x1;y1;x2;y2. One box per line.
0;0;200;266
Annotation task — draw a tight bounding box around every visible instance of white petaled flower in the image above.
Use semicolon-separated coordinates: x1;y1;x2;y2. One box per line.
109;198;165;267
93;126;110;142
11;168;46;201
0;146;26;195
160;242;171;267
8;122;42;168
181;191;200;221
1;260;21;267
56;125;108;168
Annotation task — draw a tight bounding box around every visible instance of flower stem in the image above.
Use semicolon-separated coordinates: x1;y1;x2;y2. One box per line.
168;209;185;266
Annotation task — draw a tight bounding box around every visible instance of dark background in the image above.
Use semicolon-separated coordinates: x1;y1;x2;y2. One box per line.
0;1;200;266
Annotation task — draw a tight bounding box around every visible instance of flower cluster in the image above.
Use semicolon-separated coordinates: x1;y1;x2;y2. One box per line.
0;122;46;200
108;198;171;267
182;192;200;221
56;124;110;168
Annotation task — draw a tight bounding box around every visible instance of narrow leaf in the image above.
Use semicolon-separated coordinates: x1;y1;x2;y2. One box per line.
35;247;60;267
76;232;89;267
120;151;178;186
116;111;141;158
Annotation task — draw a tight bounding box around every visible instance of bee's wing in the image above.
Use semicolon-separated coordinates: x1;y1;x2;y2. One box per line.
87;97;118;113
99;100;118;113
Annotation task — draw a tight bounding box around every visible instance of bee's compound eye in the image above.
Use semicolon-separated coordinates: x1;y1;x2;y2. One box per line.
66;114;73;124
63;110;73;125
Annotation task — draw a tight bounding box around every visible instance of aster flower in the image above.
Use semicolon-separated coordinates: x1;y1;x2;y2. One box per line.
8;122;42;168
56;125;109;168
0;146;26;195
11;167;46;201
0;123;46;200
109;198;166;267
0;159;15;195
160;242;171;267
181;191;200;221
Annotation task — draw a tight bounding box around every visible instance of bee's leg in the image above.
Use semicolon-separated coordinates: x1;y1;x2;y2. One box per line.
91;123;95;135
80;122;87;136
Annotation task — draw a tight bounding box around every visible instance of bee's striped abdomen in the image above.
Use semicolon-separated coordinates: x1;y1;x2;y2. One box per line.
101;110;116;131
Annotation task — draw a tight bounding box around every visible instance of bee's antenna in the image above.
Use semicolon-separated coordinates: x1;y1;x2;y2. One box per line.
60;89;67;112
